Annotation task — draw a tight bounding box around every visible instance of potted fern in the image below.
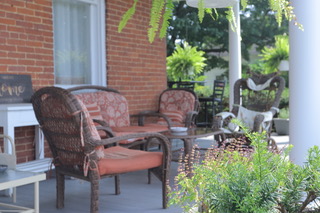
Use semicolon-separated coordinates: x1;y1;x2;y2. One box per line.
260;35;289;73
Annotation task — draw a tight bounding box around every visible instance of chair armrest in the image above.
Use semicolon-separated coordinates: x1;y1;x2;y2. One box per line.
185;111;198;127
212;112;236;131
96;126;115;137
97;132;171;156
253;111;274;133
93;119;108;127
216;112;235;120
133;111;172;127
0;134;15;153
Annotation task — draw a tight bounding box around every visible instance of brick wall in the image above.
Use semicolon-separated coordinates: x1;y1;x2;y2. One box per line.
0;0;54;86
0;0;167;163
0;0;54;162
106;0;167;113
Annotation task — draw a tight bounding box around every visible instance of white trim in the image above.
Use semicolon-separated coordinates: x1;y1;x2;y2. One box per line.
53;0;106;88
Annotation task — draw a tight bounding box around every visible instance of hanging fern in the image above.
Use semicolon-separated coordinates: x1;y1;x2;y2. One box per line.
159;0;174;39
118;0;302;43
269;0;283;27
197;0;205;22
240;0;247;10
167;42;207;81
225;7;237;32
205;8;218;21
148;0;166;43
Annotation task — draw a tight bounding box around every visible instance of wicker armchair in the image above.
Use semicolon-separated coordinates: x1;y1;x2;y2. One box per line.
31;87;171;213
212;73;285;143
138;88;200;128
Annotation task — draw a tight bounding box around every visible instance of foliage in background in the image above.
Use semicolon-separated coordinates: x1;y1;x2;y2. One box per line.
193;75;212;97
279;87;289;109
167;0;289;74
167;42;207;81
169;120;320;213
259;35;289;73
118;0;300;44
278;107;289;119
167;2;229;70
247;61;266;74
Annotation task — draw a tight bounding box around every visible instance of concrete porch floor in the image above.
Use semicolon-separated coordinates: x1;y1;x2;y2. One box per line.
0;134;289;213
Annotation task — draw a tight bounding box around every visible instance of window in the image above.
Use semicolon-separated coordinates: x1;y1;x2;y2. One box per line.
53;0;106;87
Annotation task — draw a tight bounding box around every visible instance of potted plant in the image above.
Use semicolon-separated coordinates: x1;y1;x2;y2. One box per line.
166;42;207;82
260;35;289;73
169;120;320;213
273;107;289;135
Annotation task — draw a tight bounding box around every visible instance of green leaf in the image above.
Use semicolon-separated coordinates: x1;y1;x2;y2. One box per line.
159;0;174;39
225;7;236;32
148;0;166;43
118;0;139;33
240;0;248;10
197;0;205;22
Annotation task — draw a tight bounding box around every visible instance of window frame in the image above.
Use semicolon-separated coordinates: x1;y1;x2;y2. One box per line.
53;0;106;88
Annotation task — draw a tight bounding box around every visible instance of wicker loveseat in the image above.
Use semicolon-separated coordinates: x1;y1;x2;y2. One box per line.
32;86;171;213
68;86;170;148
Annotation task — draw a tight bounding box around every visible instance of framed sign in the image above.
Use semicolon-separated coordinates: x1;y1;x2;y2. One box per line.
0;74;33;103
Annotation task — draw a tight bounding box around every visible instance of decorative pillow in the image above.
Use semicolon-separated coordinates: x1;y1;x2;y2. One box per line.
75;98;101;141
159;110;185;124
84;102;103;124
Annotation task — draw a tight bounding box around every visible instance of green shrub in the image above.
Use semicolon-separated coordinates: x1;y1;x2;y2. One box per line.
169;120;320;213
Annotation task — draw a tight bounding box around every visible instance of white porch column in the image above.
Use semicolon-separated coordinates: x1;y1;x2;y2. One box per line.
289;0;320;165
228;2;241;110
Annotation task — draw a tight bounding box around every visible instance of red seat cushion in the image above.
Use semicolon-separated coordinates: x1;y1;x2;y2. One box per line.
98;146;163;175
